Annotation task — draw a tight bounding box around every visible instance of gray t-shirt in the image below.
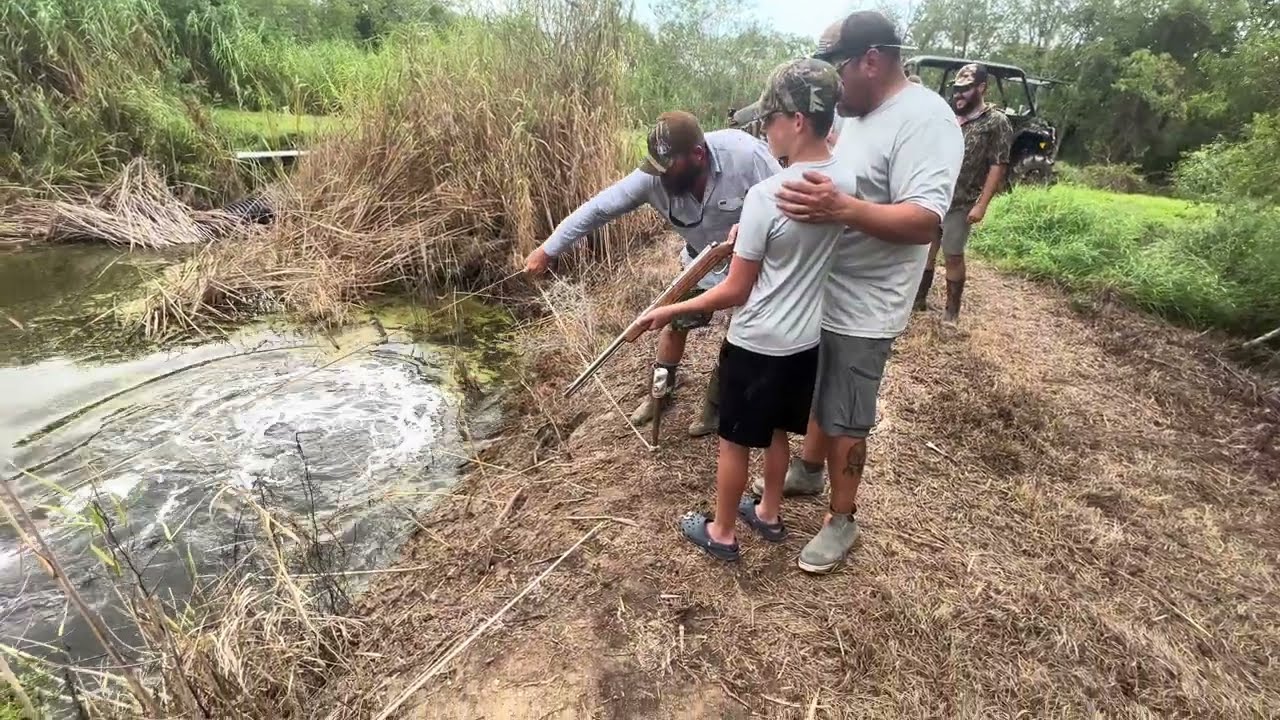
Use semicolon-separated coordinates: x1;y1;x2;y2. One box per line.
824;84;964;338
727;157;855;357
542;129;781;290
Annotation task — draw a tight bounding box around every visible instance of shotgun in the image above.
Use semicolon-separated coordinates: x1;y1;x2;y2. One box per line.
563;238;736;398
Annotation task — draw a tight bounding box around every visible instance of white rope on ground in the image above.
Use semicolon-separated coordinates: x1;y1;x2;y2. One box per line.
371;522;606;720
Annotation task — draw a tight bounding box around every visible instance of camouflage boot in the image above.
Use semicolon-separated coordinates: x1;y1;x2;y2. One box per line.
686;364;720;438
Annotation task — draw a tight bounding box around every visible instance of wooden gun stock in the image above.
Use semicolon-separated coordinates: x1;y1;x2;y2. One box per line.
563;239;735;398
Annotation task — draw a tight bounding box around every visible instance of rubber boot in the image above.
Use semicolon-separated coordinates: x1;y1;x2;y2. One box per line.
686;364;720;437
753;457;826;497
630;363;678;426
943;278;965;324
913;268;934;312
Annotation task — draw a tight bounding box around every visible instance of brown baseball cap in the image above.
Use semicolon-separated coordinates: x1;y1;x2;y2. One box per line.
812;11;915;64
638;111;705;176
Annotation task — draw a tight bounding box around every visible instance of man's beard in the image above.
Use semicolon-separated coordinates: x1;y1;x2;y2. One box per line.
952;92;975;114
664;165;700;195
837;94;865;118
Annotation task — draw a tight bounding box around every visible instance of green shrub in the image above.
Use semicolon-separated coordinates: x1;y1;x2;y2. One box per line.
1057;163;1152;194
972;186;1279;335
1174;111;1280;204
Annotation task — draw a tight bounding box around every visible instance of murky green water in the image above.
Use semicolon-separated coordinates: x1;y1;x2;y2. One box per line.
0;244;509;669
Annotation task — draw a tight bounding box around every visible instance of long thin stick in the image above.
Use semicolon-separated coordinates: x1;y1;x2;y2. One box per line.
0;479;158;716
1243;325;1280;349
436;268;525;316
372;522;606;720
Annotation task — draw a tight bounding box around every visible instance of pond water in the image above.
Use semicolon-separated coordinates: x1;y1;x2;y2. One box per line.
0;244;505;668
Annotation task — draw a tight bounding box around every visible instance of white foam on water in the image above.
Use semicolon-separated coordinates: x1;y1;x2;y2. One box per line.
63;472;144;513
35;347;449;529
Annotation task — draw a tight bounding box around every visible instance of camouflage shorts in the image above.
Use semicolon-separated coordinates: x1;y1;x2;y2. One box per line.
670;287;713;332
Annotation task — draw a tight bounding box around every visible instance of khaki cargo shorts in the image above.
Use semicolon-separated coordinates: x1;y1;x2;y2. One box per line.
941;206;973;256
811;330;895;439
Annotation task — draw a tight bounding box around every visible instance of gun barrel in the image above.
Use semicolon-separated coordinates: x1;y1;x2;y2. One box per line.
563;334;627;397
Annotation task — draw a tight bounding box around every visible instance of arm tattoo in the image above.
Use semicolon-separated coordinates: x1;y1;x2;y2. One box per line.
843;442;867;478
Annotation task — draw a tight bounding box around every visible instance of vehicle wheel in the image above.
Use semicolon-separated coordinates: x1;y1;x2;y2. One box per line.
1011;155;1055;186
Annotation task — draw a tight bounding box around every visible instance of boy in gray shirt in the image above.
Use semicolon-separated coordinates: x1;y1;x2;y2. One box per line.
637;58;854;561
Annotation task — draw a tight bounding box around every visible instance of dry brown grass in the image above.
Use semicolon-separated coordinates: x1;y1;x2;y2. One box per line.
0;158;240;249
319;245;1280;719
76;487;376;720
134;2;662;338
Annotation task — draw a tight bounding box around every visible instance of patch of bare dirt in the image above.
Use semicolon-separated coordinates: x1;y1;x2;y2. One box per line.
329;239;1279;719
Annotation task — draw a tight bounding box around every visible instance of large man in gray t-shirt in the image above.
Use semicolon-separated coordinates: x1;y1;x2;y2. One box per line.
524;112;780;440
752;11;964;574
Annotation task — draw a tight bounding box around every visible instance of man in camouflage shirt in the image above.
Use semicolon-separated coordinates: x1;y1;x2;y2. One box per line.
913;63;1013;323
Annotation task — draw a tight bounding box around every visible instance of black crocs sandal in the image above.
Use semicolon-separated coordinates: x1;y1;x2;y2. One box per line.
678;512;740;562
737;496;788;542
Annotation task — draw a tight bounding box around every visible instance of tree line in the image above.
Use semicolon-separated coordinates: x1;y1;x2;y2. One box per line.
4;0;1278;204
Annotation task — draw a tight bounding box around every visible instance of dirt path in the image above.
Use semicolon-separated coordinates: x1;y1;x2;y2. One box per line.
339;245;1279;719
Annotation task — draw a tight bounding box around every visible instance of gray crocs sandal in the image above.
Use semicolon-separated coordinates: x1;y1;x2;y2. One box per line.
678;512;740;562
737;496;787;542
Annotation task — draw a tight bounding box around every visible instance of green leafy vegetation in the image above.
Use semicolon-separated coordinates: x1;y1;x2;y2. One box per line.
1056;163;1151;195
211;109;341;150
972;186;1280;335
1;0;1277;337
0;0;800;192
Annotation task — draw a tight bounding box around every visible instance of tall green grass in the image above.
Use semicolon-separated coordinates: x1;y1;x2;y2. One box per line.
180;2;384;113
972;186;1280;335
0;0;235;191
2;0;801;195
0;0;403;191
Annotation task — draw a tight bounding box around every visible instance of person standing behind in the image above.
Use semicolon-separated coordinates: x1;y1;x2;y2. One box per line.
754;11;964;573
638;58;853;561
913;63;1013;323
524;112;781;438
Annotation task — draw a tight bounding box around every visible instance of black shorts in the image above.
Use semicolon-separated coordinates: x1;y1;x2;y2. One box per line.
717;340;819;449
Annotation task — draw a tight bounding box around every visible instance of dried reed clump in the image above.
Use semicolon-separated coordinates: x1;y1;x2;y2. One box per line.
137;3;663;338
0;158;243;249
79;490;373;720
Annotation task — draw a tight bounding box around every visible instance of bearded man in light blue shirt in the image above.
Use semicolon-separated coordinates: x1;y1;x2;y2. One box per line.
525;111;781;439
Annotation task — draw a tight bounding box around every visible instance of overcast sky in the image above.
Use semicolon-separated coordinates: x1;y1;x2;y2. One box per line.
471;1;905;42
628;1;900;41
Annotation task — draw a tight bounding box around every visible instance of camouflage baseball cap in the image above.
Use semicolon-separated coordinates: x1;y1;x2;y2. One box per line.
952;63;989;88
638;111;705;176
731;58;841;127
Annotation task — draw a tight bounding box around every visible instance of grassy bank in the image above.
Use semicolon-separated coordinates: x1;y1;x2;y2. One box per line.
133;3;662;338
304;243;1280;717
971;186;1280;336
211;109;341;151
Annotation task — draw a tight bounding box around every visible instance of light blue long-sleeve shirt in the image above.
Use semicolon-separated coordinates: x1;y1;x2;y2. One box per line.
543;129;781;290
